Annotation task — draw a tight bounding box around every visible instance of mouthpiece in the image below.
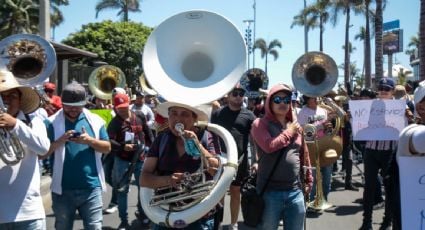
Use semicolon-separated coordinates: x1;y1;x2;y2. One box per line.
175;123;185;135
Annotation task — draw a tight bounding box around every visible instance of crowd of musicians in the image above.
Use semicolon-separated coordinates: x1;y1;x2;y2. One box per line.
1;61;425;230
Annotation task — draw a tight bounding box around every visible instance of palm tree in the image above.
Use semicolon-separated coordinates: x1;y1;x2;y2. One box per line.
405;34;419;58
374;0;384;86
397;68;412;85
0;0;38;38
363;0;372;88
302;0;332;51
50;0;69;40
330;0;363;84
291;6;319;53
95;0;141;22
355;26;366;77
253;38;282;75
420;0;425;80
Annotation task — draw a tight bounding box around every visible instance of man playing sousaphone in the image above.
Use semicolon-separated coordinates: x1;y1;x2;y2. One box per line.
140;101;219;229
0;70;51;229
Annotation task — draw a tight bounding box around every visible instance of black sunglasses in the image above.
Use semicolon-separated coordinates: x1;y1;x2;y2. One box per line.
272;96;291;104
378;85;393;92
231;91;245;97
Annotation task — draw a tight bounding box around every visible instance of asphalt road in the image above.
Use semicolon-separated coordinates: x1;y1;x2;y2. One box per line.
44;160;386;230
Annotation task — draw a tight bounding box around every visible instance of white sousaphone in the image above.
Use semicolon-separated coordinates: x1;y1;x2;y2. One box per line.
141;10;246;228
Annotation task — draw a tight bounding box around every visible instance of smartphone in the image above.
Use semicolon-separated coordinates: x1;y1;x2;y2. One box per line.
71;132;81;138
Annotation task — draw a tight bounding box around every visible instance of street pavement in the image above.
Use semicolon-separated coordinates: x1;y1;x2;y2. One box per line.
44;160;386;230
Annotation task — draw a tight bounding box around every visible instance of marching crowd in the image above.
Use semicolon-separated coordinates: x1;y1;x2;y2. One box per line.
1;65;425;230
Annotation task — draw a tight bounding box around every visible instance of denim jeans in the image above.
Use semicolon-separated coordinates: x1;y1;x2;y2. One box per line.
310;165;332;201
152;216;214;230
0;219;45;230
52;187;103;230
112;156;143;222
257;189;306;230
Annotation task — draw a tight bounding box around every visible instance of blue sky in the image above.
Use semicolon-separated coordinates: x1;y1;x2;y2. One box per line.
55;0;420;89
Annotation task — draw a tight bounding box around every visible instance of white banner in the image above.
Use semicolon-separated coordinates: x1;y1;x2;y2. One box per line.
397;156;425;230
349;99;407;140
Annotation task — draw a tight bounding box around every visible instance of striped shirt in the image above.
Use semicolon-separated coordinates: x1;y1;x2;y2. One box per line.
365;140;397;151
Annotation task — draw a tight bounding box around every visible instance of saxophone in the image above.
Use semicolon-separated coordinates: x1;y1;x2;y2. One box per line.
0;97;26;165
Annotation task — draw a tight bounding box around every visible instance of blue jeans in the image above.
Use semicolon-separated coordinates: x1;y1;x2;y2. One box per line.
112;156;143;222
257;189;306;230
0;219;45;230
152;216;214;230
52;187;103;230
310;165;332;201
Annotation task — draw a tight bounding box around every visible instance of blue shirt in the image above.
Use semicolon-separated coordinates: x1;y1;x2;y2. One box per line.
45;113;109;190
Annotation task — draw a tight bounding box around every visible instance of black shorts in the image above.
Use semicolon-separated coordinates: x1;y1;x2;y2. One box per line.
231;155;249;186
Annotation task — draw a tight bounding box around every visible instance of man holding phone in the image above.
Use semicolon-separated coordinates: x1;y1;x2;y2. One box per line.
44;81;111;230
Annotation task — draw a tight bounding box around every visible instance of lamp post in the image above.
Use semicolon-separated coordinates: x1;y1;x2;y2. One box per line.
253;0;257;68
243;19;254;69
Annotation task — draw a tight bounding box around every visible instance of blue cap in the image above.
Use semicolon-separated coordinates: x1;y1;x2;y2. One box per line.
378;78;395;89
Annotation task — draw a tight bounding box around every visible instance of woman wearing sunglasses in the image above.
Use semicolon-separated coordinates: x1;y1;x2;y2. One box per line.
250;83;313;230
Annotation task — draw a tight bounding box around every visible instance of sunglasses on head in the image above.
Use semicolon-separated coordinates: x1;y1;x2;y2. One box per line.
231;91;245;97
272;95;291;104
378;85;393;92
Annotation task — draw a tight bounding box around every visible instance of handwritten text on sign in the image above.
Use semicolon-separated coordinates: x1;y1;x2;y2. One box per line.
397;156;425;230
349;99;407;140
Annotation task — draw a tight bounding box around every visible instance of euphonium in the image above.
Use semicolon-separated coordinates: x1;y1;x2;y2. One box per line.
0;96;25;166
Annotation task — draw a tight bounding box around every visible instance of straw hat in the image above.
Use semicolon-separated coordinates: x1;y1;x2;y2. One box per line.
0;70;40;114
156;101;209;122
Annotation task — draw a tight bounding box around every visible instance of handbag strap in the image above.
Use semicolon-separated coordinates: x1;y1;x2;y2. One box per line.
258;147;286;196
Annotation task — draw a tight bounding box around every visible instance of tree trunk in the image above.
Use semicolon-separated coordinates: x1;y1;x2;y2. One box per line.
375;0;384;87
344;6;351;85
365;1;372;88
420;0;425;80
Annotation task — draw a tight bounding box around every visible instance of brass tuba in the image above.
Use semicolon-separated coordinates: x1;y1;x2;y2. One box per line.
88;65;126;100
240;68;269;98
0;34;56;165
140;10;244;227
292;51;344;211
139;73;157;96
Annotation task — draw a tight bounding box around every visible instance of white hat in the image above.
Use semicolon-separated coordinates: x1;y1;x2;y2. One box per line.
0;70;40;114
397;124;425;157
414;80;425;106
156;102;209;122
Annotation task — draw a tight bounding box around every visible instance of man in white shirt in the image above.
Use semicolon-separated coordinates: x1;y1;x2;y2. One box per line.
130;91;155;130
0;70;51;229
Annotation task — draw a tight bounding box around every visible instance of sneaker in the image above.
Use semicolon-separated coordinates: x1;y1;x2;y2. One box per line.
229;223;238;230
117;221;130;230
103;204;118;214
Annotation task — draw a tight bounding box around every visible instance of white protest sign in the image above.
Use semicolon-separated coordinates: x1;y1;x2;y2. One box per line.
397;156;425;230
349;99;407;140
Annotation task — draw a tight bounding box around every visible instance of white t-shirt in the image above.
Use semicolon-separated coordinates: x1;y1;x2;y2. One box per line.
0;112;50;223
297;106;328;138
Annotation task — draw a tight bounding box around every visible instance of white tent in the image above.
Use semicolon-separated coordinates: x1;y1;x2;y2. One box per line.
383;64;413;78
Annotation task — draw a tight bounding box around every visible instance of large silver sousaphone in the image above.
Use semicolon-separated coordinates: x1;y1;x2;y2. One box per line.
0;34;56;165
141;10;245;228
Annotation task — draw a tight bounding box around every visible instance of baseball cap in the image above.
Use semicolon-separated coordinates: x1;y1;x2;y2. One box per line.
61;81;87;106
378;78;395;89
44;82;56;91
113;93;130;109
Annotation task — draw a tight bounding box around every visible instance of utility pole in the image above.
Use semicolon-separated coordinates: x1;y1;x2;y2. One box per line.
39;0;50;40
253;0;257;68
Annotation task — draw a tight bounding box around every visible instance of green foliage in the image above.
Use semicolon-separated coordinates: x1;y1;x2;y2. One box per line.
62;20;152;86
